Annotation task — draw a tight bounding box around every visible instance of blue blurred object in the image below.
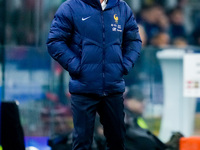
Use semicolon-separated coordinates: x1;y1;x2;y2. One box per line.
4;47;51;102
5;84;46;101
0;86;1;147
196;99;200;112
25;136;51;150
0;86;1;100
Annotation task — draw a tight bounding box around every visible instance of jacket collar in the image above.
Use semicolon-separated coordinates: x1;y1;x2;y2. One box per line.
81;0;119;10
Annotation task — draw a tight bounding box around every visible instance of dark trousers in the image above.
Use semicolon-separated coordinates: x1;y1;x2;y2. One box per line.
71;93;126;150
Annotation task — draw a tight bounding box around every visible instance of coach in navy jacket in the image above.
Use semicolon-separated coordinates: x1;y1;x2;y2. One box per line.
47;0;142;149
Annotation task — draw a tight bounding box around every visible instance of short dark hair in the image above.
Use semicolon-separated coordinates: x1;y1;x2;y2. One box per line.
124;86;144;101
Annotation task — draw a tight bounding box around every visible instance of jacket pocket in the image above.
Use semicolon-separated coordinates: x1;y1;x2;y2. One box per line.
68;56;81;79
112;44;124;75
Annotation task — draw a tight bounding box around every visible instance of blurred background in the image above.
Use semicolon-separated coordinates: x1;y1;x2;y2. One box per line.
0;0;200;149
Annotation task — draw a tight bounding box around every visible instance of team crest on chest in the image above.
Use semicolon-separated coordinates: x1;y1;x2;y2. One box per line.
114;14;118;24
111;14;122;32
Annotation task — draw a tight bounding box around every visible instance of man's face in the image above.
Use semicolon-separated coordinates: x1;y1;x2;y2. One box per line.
125;98;145;115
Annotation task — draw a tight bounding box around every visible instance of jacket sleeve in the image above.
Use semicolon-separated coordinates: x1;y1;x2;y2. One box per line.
122;4;142;75
46;2;80;75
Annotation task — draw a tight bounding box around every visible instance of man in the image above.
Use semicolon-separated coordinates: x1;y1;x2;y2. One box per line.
124;86;148;129
124;86;167;150
124;86;183;150
47;0;142;149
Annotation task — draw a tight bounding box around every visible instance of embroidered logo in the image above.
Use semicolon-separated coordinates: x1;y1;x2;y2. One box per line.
82;16;91;21
114;14;119;24
111;14;122;33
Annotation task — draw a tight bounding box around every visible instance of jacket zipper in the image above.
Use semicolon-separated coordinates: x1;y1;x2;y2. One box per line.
101;11;106;96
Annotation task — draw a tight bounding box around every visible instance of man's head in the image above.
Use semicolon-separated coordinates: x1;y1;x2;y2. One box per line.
124;86;145;115
150;32;170;48
169;7;184;25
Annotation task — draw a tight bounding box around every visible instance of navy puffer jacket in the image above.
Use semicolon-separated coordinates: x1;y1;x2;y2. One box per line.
47;0;142;96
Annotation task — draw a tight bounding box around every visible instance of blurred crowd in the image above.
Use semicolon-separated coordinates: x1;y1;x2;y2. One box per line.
3;0;197;86
134;2;200;48
1;0;200;48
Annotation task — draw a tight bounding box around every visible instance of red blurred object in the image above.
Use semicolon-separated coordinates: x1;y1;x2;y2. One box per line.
180;136;200;150
41;105;72;117
55;62;63;76
46;92;59;102
66;91;71;99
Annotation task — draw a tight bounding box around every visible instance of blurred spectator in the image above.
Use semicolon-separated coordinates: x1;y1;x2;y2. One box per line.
124;86;183;150
124;86;167;150
124;86;146;118
139;5;169;44
177;0;188;8
155;7;169;32
173;37;188;48
168;7;187;41
150;32;170;48
191;25;200;46
142;0;166;8
138;24;147;47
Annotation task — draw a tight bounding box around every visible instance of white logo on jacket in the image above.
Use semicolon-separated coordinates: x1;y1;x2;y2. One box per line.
111;24;122;32
82;16;91;21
